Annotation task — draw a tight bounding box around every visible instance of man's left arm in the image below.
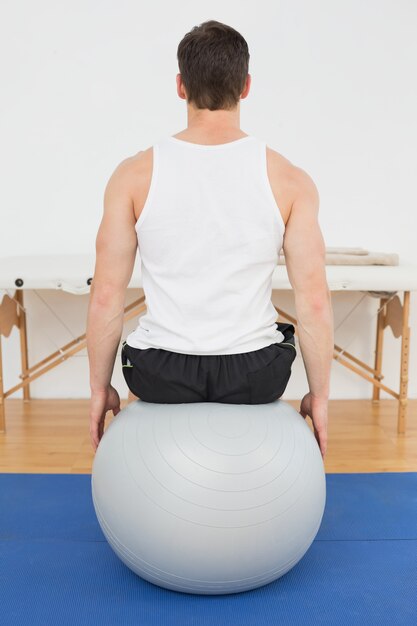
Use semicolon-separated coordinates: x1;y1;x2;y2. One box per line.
86;157;138;451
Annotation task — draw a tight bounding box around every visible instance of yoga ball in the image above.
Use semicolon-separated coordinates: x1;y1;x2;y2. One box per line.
91;400;326;595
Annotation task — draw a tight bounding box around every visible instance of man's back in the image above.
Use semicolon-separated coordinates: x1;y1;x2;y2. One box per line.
127;131;330;313
129;135;296;233
124;133;291;355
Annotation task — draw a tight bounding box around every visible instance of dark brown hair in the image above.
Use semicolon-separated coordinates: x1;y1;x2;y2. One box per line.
177;20;250;111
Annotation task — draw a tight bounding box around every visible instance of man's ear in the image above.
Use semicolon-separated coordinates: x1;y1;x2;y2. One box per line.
176;73;187;100
240;74;251;100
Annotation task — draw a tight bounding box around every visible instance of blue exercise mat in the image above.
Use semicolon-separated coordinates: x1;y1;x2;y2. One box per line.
1;472;416;625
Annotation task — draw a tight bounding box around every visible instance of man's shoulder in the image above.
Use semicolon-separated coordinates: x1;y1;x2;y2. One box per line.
111;148;153;195
117;149;154;222
123;147;153;175
266;145;319;206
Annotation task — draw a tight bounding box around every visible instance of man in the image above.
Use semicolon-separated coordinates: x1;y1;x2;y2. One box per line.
87;20;334;458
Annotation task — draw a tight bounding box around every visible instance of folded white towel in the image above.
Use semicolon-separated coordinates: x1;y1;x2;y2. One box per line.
278;251;399;266
325;246;369;255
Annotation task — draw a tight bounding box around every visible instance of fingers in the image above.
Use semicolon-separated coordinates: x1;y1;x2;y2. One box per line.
90;421;104;452
298;400;308;420
90;408;118;451
90;427;99;452
90;407;119;452
317;423;328;458
89;415;103;452
309;413;327;457
312;424;327;459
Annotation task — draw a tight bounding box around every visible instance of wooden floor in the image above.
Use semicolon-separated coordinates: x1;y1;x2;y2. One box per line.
0;398;416;474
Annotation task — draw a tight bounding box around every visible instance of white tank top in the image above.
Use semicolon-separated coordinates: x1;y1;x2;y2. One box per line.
126;134;286;355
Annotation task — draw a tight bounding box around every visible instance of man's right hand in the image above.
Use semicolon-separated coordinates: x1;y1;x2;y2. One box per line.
299;392;328;458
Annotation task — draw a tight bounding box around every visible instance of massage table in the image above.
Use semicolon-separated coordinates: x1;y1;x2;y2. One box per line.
0;253;416;434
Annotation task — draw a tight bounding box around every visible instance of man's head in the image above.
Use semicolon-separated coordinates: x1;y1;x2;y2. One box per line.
176;20;250;111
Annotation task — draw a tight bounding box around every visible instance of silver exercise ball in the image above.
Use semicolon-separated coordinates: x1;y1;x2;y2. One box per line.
91;400;326;595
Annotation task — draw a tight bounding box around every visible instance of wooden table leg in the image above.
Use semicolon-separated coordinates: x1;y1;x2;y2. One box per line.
398;291;410;434
16;290;30;402
372;297;387;403
0;336;4;433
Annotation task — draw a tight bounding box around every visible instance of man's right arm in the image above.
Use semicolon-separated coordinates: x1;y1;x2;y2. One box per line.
282;167;334;456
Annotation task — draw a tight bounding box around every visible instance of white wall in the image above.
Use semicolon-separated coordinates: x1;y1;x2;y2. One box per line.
1;0;416;400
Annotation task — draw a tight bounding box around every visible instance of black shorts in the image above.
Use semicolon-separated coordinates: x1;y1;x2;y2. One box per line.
121;322;296;405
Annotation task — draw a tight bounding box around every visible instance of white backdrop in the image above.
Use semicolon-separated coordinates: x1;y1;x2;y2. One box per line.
1;0;416;399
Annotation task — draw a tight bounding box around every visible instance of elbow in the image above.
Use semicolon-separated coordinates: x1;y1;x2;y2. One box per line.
89;284;125;309
295;289;332;316
312;289;332;311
